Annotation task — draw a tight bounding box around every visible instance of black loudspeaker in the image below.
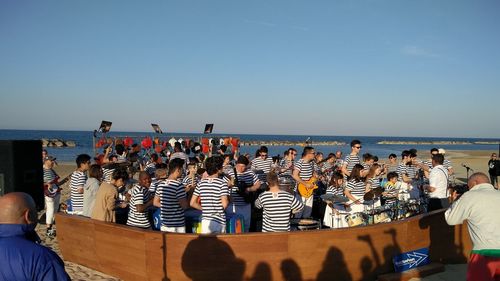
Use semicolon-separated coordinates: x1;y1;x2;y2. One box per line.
0;140;44;210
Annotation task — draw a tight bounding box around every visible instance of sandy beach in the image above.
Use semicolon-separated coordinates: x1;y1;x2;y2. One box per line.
40;149;496;280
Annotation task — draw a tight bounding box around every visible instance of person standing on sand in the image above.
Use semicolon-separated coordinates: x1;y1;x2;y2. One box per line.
341;140;362;178
91;168;129;223
445;172;500;281
69;154;91;215
488;153;499;188
82;164;103;218
190;156;229;234
292;146;317;218
0;192;71;281
42;156;69;238
423;154;449;211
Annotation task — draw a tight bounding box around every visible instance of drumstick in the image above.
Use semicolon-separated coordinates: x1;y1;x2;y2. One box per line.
345;197;363;207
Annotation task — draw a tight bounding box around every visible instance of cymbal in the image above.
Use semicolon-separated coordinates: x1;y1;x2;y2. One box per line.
321;194;349;203
363;187;384;201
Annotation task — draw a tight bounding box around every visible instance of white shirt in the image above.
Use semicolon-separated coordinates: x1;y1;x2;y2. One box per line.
428;164;448;199
445;183;500;251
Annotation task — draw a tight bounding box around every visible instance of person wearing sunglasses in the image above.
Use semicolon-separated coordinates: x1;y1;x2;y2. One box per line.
341;140;362;178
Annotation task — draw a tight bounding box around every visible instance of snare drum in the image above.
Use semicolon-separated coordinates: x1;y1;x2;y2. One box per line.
278;175;295;194
291;219;320;231
345;212;366;227
373;211;391;224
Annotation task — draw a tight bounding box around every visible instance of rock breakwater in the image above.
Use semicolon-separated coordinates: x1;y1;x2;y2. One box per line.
41;138;76;148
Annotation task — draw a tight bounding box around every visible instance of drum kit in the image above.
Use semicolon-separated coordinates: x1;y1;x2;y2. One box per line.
320;188;428;228
278;175;295;194
290;218;320;231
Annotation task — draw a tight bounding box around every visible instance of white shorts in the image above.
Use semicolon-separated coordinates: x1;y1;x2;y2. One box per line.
201;219;226;234
160;225;186;233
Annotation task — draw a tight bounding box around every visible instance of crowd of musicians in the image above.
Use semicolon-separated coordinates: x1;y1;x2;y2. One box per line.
42;139;457;236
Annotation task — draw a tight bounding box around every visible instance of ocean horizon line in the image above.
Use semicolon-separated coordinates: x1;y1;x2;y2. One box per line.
1;128;499;141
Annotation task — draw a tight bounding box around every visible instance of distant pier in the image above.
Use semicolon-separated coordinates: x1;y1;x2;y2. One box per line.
239;140;346;146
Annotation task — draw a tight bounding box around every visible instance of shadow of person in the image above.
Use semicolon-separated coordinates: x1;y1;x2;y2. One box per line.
249;262;272;281
281;259;303;281
418;210;467;263
360;257;374;281
316;247;352;281
181;236;246;281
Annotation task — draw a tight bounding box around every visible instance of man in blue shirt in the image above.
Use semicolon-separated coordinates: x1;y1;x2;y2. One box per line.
0;192;70;281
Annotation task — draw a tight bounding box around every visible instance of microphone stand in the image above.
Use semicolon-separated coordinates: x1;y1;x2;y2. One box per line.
463;165;473;179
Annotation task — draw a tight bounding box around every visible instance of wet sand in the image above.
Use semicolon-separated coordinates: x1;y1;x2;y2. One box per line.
44;149;495;280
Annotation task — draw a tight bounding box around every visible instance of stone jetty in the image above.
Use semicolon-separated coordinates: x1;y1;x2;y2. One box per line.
240;140;346;146
377;140;472;145
41;138;76;148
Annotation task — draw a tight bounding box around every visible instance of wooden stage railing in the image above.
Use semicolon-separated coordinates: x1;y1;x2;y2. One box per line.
55;210;471;281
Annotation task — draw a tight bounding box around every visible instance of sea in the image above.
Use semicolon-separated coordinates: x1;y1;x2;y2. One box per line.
0;129;498;163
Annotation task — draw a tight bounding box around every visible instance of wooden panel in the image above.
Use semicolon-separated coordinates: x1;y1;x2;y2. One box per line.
56;210;472;281
55;214;99;269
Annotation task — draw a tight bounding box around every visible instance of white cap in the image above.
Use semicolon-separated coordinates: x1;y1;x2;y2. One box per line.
438;148;446;154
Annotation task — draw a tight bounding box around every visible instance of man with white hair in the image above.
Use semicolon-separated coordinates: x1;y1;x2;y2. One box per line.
445;172;500;281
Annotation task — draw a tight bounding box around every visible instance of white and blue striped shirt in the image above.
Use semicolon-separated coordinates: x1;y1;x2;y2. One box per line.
193;177;229;225
225;169;259;206
70;170;87;212
255;191;303;232
155;180;187;227
127;185;152;228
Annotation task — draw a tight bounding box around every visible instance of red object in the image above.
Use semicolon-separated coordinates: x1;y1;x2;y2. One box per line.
467;253;500;281
123;137;134;147
202;144;210;154
96;138;106;148
230;137;239;148
201;138;209;145
154;137;160;146
141;137;153;149
154;145;162;153
185;138;191;148
224;137;231;146
162;141;168;149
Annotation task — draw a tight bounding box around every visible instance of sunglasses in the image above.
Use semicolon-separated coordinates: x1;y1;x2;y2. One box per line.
354;146;362;149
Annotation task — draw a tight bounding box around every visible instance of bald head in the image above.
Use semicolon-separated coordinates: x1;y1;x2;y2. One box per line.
0;192;38;225
468;172;491;189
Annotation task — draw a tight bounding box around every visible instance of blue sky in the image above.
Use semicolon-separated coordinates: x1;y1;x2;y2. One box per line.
1;0;499;138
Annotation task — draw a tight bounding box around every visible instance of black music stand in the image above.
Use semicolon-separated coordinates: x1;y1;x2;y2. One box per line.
151;123;163;134
93;120;112;156
204;124;214;134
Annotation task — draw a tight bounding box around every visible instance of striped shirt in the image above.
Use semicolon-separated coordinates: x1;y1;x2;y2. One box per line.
255;191;303;232
127;185;152;228
326;185;344;197
279;158;294;176
383;182;399;205
144;162;156;176
425;159;453;171
397;164;418;181
344;154;361;174
294;159;314;181
366;178;381;189
70;170;87;212
182;174;199;189
102;167;114;183
193;177;229;224
43;168;60;197
346;179;366;197
149;177;160;194
155;180;187;227
225;169;259;206
251;157;273;183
